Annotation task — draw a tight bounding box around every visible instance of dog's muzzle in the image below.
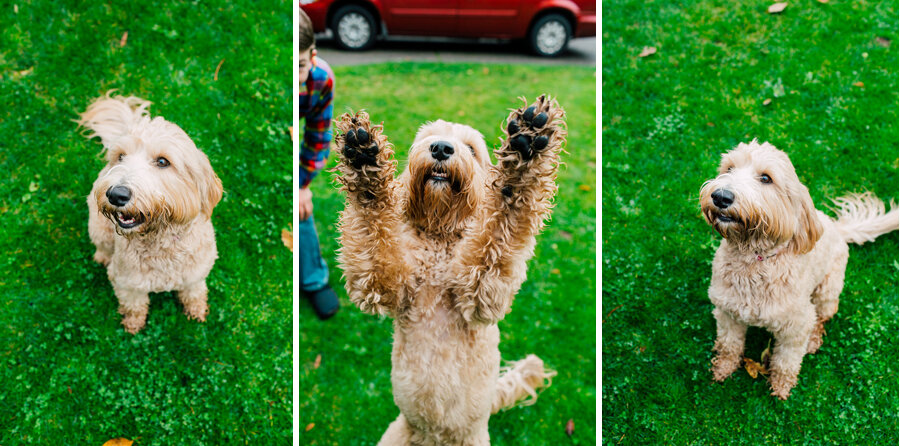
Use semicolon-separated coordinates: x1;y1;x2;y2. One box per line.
430;141;454;161
711;188;734;209
106;185;132;206
105;185;145;229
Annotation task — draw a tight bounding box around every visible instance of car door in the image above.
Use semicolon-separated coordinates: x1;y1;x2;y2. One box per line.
382;0;459;36
455;0;523;39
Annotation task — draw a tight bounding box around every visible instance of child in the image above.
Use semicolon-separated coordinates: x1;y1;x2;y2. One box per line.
297;9;338;320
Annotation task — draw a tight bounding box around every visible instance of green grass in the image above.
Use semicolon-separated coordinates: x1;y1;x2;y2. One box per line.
602;0;898;444
298;62;597;444
0;2;292;444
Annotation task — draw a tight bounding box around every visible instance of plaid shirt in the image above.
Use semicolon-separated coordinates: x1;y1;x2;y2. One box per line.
298;58;334;188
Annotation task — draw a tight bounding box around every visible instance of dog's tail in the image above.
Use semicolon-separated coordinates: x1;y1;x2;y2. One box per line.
78;92;152;148
831;192;899;245
491;354;556;414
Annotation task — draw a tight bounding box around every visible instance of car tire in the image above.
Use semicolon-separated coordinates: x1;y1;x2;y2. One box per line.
331;5;377;51
528;13;572;57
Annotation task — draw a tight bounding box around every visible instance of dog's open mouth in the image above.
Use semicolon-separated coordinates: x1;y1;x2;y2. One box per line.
115;211;145;229
716;213;740;224
426;166;450;183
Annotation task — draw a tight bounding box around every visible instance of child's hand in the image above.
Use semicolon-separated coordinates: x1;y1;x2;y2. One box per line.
298;187;313;221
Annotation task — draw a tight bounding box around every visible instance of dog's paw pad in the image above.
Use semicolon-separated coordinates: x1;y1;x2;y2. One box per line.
505;96;560;161
340;118;380;169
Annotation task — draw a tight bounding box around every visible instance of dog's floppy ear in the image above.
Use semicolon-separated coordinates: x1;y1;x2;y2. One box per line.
197;156;223;218
78;93;151;162
788;185;823;254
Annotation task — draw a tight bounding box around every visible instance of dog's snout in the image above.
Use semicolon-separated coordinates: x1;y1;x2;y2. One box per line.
711;189;734;209
430;141;454;161
106;185;132;207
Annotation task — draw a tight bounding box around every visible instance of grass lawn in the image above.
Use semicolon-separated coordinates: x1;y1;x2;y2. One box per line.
298;62;597;444
602;0;898;444
0;2;292;444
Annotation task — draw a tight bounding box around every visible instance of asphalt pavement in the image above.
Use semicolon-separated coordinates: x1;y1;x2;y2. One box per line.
315;33;596;66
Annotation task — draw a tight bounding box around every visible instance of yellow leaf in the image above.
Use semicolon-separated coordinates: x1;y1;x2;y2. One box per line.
853;81;864;88
281;228;293;252
768;2;787;14
578;184;591;192
313;353;321;369
305;423;315;432
119;31;128;47
102;439;133;446
762;98;772;106
743;357;768;379
550;268;560;275
638;46;657;58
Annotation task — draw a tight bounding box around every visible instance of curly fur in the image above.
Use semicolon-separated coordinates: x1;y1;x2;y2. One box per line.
79;92;223;334
334;96;565;444
699;140;898;399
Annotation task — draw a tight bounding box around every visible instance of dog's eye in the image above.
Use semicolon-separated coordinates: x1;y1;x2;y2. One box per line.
726;166;733;172
467;144;475;156
759;173;772;184
117;153;124;162
156;157;170;168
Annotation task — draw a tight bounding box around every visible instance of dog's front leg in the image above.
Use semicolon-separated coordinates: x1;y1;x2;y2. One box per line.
113;283;149;334
178;280;209;322
451;95;565;324
711;308;747;381
334;111;409;316
768;308;815;400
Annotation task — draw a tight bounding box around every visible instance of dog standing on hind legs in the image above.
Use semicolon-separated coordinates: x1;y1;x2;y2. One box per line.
79;93;223;334
334;95;564;445
699;140;898;399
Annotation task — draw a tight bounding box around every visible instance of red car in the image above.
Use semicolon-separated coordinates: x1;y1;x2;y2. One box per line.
300;0;595;57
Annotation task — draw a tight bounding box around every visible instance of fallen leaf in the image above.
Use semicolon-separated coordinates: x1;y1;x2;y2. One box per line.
876;37;891;48
578;184;591;192
289;126;294;142
214;58;225;81
853;81;864;88
565;419;574;437
481;67;490;75
67;386;72;394
816;0;828;3
281;228;293;252
761;342;772;366
706;122;715;127
305;423;315;432
743;357;768;379
13;4;17;13
763;98;772;106
102;439;133;446
550;268;560;275
119;31;128;47
768;2;787;14
313;354;321;369
638;46;657;58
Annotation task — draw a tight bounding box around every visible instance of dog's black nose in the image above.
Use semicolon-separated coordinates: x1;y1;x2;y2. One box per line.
430;141;454;161
106;185;132;207
711;189;734;209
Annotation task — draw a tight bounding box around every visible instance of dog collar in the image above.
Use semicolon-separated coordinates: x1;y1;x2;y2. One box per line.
754;248;782;261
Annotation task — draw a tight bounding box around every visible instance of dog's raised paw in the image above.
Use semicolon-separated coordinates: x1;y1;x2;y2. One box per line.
338;113;380;169
505;95;560;161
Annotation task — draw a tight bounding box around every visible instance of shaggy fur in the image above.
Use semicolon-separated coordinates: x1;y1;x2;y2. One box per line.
79;93;223;334
699;140;898;399
334;96;565;445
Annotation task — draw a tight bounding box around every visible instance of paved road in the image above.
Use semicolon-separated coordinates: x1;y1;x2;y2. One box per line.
315;34;596;66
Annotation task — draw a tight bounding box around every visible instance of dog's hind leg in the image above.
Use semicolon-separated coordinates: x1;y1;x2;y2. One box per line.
178;281;209;322
450;95;565;324
334;111;409;317
808;247;848;354
491;354;555;414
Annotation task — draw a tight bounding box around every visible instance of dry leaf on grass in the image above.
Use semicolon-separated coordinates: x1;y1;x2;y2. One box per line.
763;98;772;106
578;184;592;192
313;354;321;370
638;46;657;58
565;419;575;437
876;37;891;48
214;58;225;81
743;357;769;379
119;31;128;47
816;0;828;3
768;3;788;14
853;81;864;88
102;439;133;446
289;126;294;142
305;423;315;432
281;228;293;252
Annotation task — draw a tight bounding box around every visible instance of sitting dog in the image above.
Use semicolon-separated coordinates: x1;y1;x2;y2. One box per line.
699;140;898;399
334;95;564;444
79;93;223;334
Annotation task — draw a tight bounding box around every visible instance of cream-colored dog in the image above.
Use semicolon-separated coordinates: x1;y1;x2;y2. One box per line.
334;95;564;444
700;140;898;399
79;93;223;334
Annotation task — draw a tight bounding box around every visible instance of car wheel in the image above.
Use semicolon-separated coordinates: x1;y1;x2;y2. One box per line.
331;5;377;51
528;13;572;57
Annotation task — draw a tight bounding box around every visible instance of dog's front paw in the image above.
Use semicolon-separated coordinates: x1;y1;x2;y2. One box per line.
769;370;797;400
502;95;564;162
93;250;111;267
711;354;741;382
336;111;382;170
121;312;147;334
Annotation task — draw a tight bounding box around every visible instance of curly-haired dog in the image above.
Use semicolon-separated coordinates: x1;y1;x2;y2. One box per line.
79;94;223;334
334;95;564;445
700;140;898;399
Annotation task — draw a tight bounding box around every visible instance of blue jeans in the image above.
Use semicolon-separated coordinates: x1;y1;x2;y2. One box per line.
297;214;329;292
